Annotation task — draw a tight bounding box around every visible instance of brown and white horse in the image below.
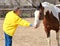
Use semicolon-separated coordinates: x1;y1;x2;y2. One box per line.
33;2;60;46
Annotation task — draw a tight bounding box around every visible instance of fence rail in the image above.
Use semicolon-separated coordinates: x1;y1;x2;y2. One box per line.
0;8;35;18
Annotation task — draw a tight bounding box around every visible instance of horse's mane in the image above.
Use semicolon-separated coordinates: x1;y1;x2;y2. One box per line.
42;2;60;21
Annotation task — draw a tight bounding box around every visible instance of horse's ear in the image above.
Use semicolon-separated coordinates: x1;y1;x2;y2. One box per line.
36;3;42;10
40;3;42;7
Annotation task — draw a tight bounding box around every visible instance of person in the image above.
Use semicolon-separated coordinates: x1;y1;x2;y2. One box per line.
3;7;33;46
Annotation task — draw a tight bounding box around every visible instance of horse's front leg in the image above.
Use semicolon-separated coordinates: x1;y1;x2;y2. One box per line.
45;28;51;46
56;31;60;46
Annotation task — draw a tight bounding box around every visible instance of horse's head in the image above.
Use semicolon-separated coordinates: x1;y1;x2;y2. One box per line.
33;3;44;28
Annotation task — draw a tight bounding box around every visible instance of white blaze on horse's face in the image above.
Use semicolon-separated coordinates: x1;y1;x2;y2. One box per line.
34;10;40;28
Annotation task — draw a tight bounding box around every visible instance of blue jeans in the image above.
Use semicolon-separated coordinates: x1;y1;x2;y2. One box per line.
4;33;12;46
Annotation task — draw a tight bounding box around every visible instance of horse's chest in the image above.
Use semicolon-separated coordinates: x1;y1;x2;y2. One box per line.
43;14;59;30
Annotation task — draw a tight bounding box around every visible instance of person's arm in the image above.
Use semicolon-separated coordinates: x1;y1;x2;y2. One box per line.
17;17;32;27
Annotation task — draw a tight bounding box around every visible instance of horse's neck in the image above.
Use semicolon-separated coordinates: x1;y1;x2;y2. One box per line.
42;3;59;21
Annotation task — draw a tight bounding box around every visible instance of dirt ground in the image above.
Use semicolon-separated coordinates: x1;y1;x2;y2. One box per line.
0;18;60;46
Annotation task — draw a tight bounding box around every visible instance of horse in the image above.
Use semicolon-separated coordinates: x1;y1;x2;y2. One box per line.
33;2;60;46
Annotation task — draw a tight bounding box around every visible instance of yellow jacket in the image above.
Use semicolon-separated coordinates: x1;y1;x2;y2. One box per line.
3;11;31;36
